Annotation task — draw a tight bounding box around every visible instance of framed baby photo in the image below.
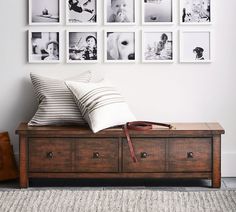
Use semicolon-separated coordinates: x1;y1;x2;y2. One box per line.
28;30;61;63
104;30;137;63
179;30;212;63
29;0;61;25
104;0;136;25
142;31;174;63
180;0;212;25
66;0;97;25
66;31;99;63
142;0;173;25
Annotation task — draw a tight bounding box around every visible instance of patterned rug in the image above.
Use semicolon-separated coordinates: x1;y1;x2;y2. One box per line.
0;189;236;212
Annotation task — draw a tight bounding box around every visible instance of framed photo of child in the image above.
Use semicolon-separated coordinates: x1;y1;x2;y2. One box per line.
104;0;136;25
179;30;212;63
142;0;173;25
66;31;99;63
29;0;61;25
180;0;211;25
28;30;61;63
142;31;174;63
104;30;136;63
66;0;97;25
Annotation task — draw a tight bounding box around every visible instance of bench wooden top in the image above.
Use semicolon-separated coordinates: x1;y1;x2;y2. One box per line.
16;122;225;137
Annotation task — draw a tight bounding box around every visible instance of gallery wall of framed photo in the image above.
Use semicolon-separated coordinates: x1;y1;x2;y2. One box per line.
28;0;212;64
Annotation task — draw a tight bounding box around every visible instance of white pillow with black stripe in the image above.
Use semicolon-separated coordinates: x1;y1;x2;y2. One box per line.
28;71;92;126
65;80;136;133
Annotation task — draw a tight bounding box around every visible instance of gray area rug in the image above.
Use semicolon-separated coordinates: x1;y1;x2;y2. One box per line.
0;189;236;212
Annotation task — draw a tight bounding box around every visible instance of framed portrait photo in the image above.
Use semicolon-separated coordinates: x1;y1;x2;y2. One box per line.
142;31;174;63
104;0;136;25
104;31;136;63
180;0;211;25
29;0;61;25
28;30;61;63
179;30;212;63
142;0;173;25
66;0;97;25
67;31;98;63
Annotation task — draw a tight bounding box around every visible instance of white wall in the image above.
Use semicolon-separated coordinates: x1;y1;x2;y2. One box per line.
0;0;236;176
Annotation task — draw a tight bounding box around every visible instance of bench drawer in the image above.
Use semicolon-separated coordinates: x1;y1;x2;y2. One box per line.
123;138;166;172
29;138;72;172
75;138;118;172
168;138;212;172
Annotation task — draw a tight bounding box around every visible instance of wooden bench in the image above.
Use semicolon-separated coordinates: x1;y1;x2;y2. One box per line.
16;122;224;188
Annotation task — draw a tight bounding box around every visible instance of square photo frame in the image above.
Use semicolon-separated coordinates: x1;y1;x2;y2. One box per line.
142;0;173;25
142;31;174;63
29;0;61;25
179;30;212;63
104;30;137;63
180;0;211;25
66;31;99;63
104;0;136;25
66;0;97;25
28;30;61;63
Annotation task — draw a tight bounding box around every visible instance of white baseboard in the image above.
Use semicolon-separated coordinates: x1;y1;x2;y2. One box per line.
14;152;236;177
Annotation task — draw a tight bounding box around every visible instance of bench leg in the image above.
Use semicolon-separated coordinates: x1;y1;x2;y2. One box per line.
212;135;221;188
19;136;28;188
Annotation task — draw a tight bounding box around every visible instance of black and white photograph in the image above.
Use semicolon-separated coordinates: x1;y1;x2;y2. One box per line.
105;31;136;62
66;0;97;25
180;31;211;63
67;31;98;63
143;0;173;25
29;0;60;25
142;31;173;62
28;31;61;63
105;0;135;25
180;0;211;24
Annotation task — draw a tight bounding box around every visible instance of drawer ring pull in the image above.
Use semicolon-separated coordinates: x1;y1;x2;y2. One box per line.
187;152;194;158
93;152;100;159
140;152;148;158
46;152;54;159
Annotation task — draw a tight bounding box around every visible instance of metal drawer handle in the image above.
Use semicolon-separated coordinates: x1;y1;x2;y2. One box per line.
46;152;54;159
93;152;100;159
187;152;194;158
140;152;148;158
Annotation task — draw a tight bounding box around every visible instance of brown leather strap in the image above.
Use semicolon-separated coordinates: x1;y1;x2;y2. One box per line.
123;121;173;163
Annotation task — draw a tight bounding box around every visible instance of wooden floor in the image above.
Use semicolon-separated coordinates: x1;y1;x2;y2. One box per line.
0;178;236;191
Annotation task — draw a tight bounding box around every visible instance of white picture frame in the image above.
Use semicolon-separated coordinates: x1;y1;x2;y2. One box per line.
66;30;99;63
66;0;98;25
104;30;137;63
104;0;136;25
142;30;174;63
142;0;173;25
29;0;62;25
179;30;212;63
180;0;212;25
28;30;62;63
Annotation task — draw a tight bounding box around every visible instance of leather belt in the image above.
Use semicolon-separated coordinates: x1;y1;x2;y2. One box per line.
123;121;174;163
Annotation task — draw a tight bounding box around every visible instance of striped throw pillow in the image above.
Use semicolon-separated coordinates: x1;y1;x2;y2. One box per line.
28;71;92;126
65;81;136;133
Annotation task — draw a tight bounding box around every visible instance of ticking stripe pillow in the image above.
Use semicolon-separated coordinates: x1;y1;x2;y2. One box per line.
65;81;136;133
28;71;92;126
